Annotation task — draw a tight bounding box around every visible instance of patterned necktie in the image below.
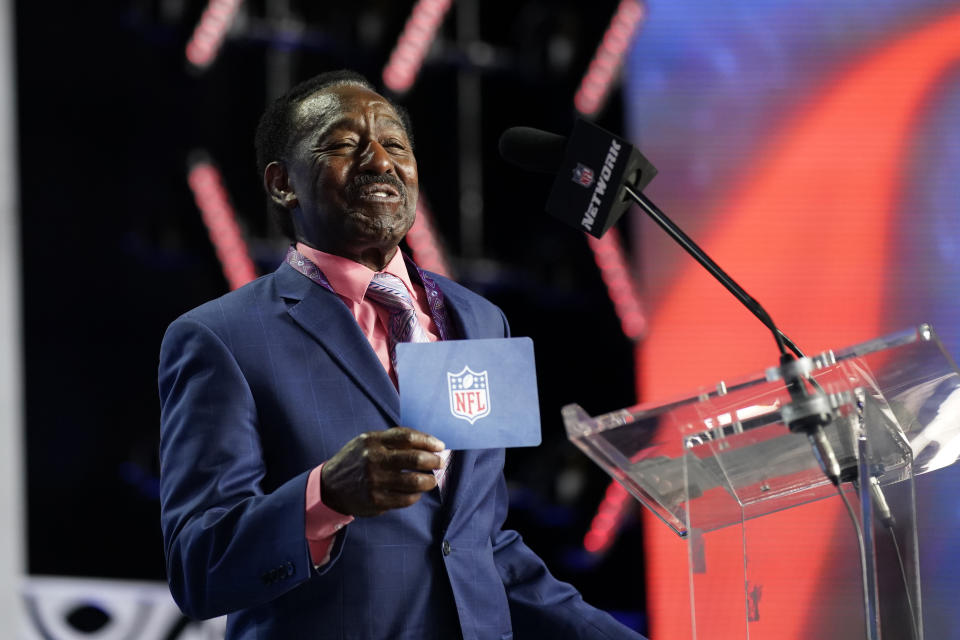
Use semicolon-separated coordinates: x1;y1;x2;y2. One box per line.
366;272;452;493
365;272;431;366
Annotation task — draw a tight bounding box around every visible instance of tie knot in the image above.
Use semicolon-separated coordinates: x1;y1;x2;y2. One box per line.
366;271;431;362
367;272;414;310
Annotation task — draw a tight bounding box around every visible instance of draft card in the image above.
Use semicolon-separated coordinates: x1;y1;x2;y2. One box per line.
397;337;541;450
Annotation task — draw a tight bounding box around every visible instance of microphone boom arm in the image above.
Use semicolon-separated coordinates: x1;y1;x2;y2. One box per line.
623;182;804;359
623;181;843;483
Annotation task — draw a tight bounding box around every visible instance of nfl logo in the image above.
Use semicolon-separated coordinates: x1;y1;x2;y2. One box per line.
571;163;595;188
447;366;491;425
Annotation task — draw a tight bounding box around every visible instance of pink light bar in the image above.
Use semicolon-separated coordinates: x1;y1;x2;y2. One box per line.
582;229;645;554
187;160;258;290
406;198;453;278
583;480;631;553
586;228;647;340
185;0;244;69
574;0;647;117
382;0;453;94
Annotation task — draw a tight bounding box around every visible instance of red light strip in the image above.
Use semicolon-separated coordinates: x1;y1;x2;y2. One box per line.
583;480;632;553
407;198;453;278
586;228;646;340
574;0;647;117
382;0;454;94
187;160;258;290
580;231;646;552
581;229;644;553
185;0;244;69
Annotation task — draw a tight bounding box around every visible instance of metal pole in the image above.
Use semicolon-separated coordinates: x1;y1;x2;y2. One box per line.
266;0;294;100
456;0;484;259
0;0;26;633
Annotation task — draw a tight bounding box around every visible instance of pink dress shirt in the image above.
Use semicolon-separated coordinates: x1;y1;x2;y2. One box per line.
296;243;440;566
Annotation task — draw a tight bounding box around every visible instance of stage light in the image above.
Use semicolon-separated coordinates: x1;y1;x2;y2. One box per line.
187;159;258;290
586;228;647;340
382;0;453;94
185;0;244;70
406;198;453;278
574;0;647;117
583;480;631;553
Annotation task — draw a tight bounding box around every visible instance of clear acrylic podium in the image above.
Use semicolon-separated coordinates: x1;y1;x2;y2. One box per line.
564;324;960;639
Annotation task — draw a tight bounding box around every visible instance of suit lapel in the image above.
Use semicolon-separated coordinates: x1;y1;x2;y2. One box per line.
275;263;400;424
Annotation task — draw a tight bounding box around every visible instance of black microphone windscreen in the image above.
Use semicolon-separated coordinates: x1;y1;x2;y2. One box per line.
498;127;567;174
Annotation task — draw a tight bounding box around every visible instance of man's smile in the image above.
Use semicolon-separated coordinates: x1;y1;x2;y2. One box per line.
356;182;400;201
346;175;407;207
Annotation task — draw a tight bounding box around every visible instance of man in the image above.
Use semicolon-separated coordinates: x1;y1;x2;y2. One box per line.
159;69;645;639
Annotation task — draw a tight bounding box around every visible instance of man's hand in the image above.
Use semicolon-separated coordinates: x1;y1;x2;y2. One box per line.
320;427;446;517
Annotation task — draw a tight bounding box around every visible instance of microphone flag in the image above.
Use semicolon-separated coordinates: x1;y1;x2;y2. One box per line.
546;118;658;238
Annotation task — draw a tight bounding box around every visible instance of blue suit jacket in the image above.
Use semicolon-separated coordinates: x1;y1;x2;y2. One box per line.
159;261;645;640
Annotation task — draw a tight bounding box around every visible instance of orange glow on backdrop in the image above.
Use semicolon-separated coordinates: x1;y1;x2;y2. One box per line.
637;8;960;638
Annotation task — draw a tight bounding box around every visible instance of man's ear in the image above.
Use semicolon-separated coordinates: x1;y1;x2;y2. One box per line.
264;161;299;209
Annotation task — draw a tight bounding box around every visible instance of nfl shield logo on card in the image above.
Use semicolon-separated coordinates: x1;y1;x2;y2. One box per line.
571;163;595;188
447;366;491;424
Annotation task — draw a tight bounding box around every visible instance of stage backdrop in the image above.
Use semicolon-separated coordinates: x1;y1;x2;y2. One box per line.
623;1;960;638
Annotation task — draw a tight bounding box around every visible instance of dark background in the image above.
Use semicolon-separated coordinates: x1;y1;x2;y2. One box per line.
17;0;646;626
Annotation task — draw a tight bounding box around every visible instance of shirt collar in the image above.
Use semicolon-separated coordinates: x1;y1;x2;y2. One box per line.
294;242;415;304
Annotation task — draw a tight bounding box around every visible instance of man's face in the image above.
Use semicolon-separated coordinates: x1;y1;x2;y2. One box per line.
283;83;419;267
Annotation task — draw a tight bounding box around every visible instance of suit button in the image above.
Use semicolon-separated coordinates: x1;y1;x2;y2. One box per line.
442;540;451;556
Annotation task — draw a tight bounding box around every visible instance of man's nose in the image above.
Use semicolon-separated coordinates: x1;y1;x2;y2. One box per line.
357;140;393;174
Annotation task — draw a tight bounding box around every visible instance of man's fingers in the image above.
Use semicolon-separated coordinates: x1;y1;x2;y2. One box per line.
374;448;442;472
370;468;438;493
378;426;445;452
323;428;446;518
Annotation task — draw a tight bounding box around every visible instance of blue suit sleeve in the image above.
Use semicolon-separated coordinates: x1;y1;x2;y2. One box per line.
158;316;340;619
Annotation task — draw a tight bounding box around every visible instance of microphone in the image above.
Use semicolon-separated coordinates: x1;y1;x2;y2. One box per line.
497;127;567;174
499;119;801;355
498;121;658;238
500;119;846;486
